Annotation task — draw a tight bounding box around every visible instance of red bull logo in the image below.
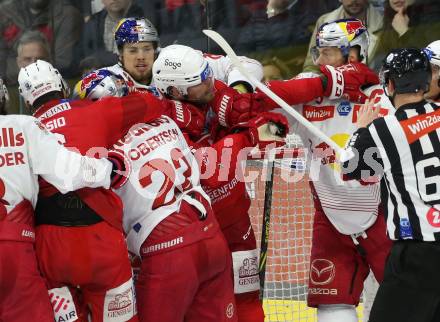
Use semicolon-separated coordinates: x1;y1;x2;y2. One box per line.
80;72;104;91
345;20;364;35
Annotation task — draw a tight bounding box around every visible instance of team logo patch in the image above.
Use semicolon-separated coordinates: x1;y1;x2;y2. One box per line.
48;287;78;322
104;279;135;321
399;218;413;239
232;250;260;294
226;303;234;319
310;259;335;285
303;105;334;122
337;101;352;116
80;71;104;91
426;206;440;228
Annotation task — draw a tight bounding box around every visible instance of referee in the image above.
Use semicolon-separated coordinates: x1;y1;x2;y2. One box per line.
342;48;440;322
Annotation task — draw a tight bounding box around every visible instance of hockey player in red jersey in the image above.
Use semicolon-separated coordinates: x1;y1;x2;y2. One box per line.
151;43;379;322
17;60;206;322
111;108;288;322
0;85;124;321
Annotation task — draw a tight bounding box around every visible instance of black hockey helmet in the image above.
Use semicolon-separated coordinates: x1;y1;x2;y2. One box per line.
380;48;432;95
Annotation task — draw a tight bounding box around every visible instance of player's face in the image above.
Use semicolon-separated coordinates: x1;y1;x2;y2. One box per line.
121;42;155;84
315;47;346;67
425;64;440;100
348;47;361;63
341;0;368;16
186;77;215;104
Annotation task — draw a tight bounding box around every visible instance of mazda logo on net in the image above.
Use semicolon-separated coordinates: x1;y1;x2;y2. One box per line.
310;259;335;285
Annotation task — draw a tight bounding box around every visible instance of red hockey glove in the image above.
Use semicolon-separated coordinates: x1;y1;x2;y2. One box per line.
232;112;289;149
337;63;379;103
211;86;267;128
167;100;206;138
320;65;344;99
108;149;131;189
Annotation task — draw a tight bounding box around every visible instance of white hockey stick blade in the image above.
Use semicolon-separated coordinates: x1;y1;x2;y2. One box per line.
203;29;347;160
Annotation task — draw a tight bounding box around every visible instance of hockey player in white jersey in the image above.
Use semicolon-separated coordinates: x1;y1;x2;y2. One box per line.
0;114;120;321
100;17;263;94
273;19;393;322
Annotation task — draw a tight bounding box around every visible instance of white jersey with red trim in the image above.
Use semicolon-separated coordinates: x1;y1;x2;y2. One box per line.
112;115;210;256
0;115;112;212
277;84;394;234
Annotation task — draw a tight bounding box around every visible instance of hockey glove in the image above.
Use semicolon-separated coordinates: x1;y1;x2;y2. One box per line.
108;149;131;189
337;63;380;103
168;100;206;139
320;65;344;100
232;112;289;149
212;86;267;128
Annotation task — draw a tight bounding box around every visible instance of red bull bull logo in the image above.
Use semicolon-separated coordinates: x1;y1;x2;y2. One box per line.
80;72;104;91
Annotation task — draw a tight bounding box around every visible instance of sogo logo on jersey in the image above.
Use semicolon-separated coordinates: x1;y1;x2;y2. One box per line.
303;105;334;122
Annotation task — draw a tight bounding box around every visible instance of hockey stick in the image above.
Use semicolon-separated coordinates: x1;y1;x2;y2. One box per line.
258;158;275;297
202;29;353;162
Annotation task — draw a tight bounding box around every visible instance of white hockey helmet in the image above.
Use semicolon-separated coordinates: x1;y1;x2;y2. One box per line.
72;69;129;100
313;18;370;63
425;40;440;67
152;44;213;96
18;60;69;106
0;78;9;104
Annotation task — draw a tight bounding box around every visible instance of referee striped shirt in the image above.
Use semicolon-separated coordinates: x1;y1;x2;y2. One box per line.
343;100;440;241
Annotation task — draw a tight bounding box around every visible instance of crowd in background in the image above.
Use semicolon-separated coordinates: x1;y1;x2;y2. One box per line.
0;0;439;114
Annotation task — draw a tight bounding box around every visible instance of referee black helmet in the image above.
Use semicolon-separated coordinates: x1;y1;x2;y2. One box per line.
380;48;432;95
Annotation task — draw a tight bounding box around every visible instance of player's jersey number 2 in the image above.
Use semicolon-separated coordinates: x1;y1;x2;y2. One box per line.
139;148;192;210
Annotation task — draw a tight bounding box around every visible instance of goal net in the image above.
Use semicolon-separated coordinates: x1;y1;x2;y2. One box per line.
245;137;370;322
246;144;316;322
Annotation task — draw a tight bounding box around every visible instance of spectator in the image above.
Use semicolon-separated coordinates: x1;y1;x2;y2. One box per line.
0;0;83;84
157;1;206;49
236;0;338;76
370;0;440;70
16;30;51;69
82;0;144;67
303;0;383;72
